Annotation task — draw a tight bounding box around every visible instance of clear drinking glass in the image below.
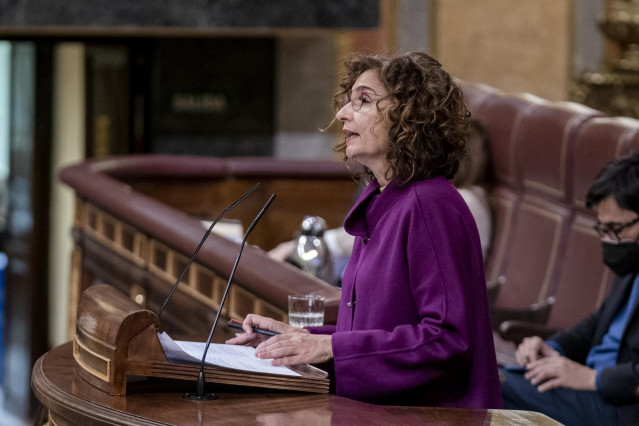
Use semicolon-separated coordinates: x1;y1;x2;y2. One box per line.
288;294;325;327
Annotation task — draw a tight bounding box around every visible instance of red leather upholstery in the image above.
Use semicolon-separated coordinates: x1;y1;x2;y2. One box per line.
516;102;601;203
469;92;542;189
468;91;544;283
571;117;639;212
548;213;613;329
545;116;639;330
495;193;571;309
462;81;639;338
620;118;639;154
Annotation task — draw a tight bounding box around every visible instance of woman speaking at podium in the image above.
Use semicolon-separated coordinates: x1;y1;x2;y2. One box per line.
227;51;501;408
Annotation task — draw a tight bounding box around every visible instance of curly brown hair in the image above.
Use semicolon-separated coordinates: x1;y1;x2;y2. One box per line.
332;51;470;185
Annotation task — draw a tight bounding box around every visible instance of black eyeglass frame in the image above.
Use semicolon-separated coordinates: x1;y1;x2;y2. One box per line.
594;216;639;242
343;92;384;112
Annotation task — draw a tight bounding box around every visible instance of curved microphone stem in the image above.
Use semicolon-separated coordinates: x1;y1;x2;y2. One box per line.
157;182;261;317
185;193;276;401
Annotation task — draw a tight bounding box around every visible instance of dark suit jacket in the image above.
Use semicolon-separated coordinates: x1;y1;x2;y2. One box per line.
552;273;639;423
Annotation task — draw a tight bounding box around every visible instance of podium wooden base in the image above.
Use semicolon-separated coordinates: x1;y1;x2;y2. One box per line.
73;284;328;396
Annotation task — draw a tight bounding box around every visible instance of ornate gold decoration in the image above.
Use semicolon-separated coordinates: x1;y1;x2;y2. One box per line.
571;0;639;117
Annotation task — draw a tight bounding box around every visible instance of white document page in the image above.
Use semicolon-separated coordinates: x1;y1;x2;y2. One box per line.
158;332;300;377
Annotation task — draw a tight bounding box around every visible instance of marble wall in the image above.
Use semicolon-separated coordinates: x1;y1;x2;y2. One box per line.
0;0;379;29
433;0;573;101
274;36;336;159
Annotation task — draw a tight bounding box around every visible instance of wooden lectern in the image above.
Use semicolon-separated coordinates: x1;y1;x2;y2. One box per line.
73;284;329;396
34;342;562;425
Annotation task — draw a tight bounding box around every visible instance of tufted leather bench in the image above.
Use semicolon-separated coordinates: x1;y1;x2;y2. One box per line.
462;81;639;348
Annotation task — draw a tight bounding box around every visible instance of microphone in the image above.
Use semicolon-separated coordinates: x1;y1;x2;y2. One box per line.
184;193;276;401
157;182;261;317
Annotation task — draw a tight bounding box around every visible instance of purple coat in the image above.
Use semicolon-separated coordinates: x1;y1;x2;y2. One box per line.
310;177;502;408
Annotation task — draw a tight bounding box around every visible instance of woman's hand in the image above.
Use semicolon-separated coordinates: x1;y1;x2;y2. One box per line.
225;314;305;347
255;333;333;366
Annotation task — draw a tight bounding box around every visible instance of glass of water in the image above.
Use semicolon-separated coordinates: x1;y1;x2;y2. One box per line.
288;294;325;327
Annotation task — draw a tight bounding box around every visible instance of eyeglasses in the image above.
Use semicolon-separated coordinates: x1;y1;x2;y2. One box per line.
344;91;383;112
594;216;639;242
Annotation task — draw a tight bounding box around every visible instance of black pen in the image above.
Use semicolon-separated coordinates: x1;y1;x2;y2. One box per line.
227;319;280;336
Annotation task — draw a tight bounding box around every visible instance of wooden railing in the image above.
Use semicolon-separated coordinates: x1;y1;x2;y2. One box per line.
61;155;359;339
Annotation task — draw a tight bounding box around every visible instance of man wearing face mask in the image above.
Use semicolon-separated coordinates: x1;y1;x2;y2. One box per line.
500;152;639;425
